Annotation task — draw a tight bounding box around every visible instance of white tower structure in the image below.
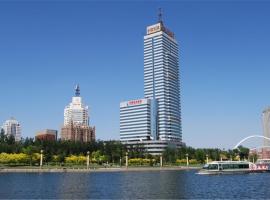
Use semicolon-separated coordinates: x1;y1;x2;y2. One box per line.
2;117;21;142
64;85;89;126
263;107;270;146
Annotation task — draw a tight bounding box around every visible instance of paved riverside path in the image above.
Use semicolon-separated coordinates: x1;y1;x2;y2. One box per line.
0;166;200;173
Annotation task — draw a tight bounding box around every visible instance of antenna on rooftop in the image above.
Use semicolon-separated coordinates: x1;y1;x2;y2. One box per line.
158;8;163;23
75;84;80;97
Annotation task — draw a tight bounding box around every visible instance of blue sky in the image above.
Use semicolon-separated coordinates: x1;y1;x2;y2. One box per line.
0;1;270;149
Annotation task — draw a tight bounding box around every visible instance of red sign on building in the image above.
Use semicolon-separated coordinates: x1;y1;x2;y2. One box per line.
128;99;143;106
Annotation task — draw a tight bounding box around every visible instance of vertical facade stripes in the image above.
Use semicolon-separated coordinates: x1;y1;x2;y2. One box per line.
144;23;182;142
120;99;153;142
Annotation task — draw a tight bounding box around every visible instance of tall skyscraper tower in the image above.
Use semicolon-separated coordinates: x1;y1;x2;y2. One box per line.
2;117;21;142
61;85;95;142
263;107;270;146
64;85;89;126
120;11;182;154
144;16;182;142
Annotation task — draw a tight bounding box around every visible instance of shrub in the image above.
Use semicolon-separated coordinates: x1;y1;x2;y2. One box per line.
65;155;86;165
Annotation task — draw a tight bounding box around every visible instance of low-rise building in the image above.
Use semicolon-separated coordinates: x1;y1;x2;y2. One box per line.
120;98;181;155
120;98;157;142
61;124;95;142
250;147;270;160
35;129;57;141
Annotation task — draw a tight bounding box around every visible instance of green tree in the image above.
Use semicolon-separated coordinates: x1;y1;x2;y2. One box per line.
22;145;37;166
195;149;205;164
6;135;15;145
238;146;249;160
0;129;5;143
163;147;177;164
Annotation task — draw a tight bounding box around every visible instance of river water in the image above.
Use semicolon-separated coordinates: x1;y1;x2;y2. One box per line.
0;170;269;199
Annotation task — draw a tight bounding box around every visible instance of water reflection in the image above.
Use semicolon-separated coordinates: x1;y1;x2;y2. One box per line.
57;173;91;199
2;170;270;199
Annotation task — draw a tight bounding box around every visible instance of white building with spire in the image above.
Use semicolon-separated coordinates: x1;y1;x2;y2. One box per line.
2;117;21;142
61;85;95;142
64;85;89;126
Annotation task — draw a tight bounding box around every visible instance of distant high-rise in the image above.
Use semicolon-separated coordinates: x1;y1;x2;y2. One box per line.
2;117;21;142
61;85;95;142
263;107;270;146
64;85;89;126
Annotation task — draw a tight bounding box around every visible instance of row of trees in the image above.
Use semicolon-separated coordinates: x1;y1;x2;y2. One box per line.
0;132;251;166
162;145;251;164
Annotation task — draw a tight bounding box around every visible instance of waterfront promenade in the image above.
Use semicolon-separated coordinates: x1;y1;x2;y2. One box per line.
0;166;200;173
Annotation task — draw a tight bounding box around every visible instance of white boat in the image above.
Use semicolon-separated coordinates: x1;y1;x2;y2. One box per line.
256;159;270;164
198;161;262;175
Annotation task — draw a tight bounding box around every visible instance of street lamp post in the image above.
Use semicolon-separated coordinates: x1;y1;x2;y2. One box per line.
120;157;122;167
160;155;163;167
40;150;43;168
87;151;90;170
206;154;209;164
125;152;128;168
186;154;189;167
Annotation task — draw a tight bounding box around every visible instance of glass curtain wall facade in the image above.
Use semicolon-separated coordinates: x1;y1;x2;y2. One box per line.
144;22;182;142
119;18;182;153
120;99;157;142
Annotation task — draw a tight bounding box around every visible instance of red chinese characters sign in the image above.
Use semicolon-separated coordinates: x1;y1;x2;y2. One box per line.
128;99;143;106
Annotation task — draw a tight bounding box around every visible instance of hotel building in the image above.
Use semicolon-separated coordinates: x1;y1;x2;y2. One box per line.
120;15;182;154
120;98;157;142
144;20;182;142
61;85;95;142
64;85;89;126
